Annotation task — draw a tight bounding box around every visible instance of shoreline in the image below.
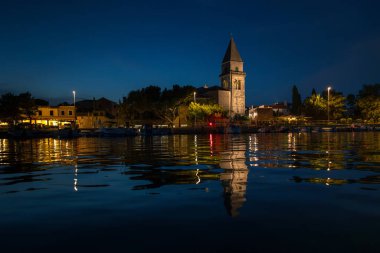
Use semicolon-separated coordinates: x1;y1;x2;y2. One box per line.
0;124;379;139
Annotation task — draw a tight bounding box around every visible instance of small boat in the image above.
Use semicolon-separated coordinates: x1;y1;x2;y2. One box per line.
321;127;335;132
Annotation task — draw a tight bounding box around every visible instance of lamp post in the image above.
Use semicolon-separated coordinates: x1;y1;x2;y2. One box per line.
193;91;197;127
327;86;331;125
73;90;76;128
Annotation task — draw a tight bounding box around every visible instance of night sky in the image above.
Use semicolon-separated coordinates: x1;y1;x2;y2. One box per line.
1;0;379;105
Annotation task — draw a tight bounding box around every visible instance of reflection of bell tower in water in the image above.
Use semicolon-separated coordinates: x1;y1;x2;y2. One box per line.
219;139;249;217
220;36;246;116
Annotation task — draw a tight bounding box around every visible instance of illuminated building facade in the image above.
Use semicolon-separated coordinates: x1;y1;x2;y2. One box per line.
26;105;76;127
197;36;247;117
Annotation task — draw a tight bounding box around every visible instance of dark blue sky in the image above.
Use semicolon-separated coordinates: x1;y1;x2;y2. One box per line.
1;0;379;105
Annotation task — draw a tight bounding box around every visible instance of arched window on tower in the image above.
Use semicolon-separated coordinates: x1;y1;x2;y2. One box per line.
234;79;241;90
235;67;239;71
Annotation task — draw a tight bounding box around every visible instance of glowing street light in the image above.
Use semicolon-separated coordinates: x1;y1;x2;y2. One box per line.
73;90;76;128
327;86;331;124
194;91;197;127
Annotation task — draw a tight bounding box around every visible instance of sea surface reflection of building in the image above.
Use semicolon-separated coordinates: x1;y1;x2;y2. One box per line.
217;136;249;217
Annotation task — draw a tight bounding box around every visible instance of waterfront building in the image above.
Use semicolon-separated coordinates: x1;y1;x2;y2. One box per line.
75;97;119;129
248;105;274;123
198;36;247;116
29;105;75;127
76;110;116;129
272;101;290;116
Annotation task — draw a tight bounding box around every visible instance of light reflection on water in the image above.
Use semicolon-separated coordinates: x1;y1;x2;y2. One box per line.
0;132;379;252
1;133;380;199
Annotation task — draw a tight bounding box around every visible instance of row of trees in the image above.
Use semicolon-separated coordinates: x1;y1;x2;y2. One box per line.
119;84;228;126
119;85;196;126
291;84;380;121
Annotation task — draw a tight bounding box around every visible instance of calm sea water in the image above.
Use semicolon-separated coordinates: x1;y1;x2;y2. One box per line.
0;133;379;253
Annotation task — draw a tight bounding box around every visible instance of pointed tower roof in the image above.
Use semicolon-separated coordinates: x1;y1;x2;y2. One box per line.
222;36;243;63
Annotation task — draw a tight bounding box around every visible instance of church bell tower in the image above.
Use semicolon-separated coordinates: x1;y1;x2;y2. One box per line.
220;36;246;115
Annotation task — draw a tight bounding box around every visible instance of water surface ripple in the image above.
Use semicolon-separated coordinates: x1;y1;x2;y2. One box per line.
0;132;379;253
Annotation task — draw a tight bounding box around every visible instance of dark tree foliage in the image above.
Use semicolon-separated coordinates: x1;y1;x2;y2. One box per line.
303;92;326;120
121;84;196;126
19;92;38;123
356;84;380;121
0;92;37;124
346;94;357;118
291;85;302;115
0;93;20;124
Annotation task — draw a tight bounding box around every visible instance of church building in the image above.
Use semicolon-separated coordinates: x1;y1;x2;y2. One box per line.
198;36;246;116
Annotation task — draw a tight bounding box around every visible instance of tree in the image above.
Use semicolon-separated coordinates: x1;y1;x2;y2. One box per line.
346;94;357;118
120;84;196;126
0;93;21;125
321;89;346;120
156;85;196;127
291;85;302;115
187;102;226;123
120;85;161;125
304;88;346;120
19;92;37;123
0;92;38;125
356;84;380;122
303;92;326;120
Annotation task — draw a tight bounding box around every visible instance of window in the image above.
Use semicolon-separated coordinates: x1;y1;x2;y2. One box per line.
235;67;239;71
69;111;73;116
38;110;42;116
234;79;241;90
61;111;65;116
50;110;54;116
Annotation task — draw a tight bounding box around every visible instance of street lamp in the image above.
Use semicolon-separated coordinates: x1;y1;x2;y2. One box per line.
193;91;197;127
327;86;331;124
73;90;76;128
